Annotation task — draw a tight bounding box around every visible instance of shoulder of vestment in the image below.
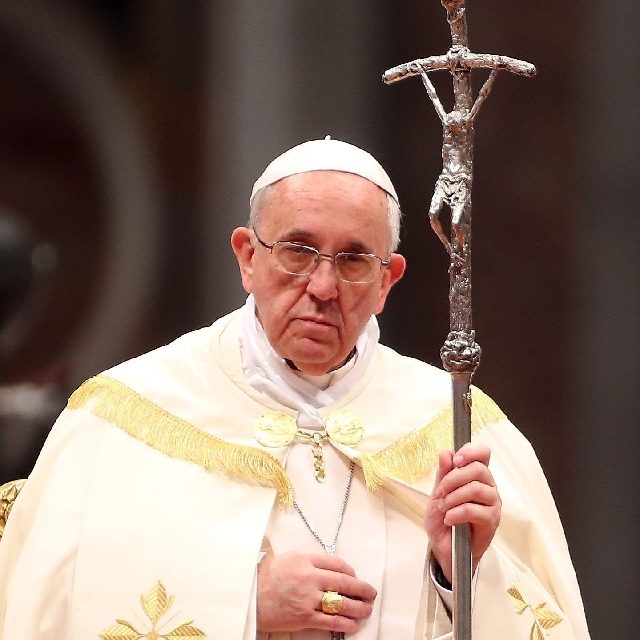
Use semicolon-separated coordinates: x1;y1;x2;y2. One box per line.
65;313;508;502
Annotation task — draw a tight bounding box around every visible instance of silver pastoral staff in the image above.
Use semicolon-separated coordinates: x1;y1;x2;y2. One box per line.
383;1;535;638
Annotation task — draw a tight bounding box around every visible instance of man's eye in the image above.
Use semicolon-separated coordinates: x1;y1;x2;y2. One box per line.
340;253;368;264
286;244;313;255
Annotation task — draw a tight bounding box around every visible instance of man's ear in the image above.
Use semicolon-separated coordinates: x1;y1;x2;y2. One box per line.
231;227;255;293
373;252;406;315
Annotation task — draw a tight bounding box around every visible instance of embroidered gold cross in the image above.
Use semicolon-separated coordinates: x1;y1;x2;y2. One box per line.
99;581;205;640
508;584;562;640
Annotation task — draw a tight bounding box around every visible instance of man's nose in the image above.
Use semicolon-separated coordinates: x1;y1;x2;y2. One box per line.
306;255;339;299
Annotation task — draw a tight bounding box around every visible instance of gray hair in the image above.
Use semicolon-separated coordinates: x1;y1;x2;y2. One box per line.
249;183;402;254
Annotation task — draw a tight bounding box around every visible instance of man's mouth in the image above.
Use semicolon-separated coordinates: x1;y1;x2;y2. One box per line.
296;316;334;329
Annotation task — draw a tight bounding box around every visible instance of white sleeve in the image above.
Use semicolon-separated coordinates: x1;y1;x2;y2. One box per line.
429;555;479;619
244;552;268;640
0;408;103;640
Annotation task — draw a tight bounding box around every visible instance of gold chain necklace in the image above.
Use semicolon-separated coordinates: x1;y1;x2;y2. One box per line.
295;429;330;482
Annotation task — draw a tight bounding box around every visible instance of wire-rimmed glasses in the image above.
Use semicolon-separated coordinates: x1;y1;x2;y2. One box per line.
253;229;390;284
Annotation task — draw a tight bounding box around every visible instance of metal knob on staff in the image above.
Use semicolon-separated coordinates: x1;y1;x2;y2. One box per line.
383;1;535;638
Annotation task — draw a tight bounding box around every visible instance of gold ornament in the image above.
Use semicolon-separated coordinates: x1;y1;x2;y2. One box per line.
324;410;364;447
253;411;297;448
99;581;205;640
321;590;344;615
508;584;563;640
0;479;26;541
254;410;364;482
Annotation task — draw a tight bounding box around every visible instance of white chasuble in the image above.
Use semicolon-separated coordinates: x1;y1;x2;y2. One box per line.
0;310;590;640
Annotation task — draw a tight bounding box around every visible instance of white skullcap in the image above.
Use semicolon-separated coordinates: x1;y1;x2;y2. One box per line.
250;136;398;204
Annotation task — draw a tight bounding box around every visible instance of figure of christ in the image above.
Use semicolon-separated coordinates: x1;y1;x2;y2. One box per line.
422;62;498;253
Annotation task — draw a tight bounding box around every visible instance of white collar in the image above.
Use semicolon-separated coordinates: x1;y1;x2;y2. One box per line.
238;295;379;429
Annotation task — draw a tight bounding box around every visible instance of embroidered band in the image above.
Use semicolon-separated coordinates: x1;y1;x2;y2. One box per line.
69;376;505;500
68;376;294;504
357;387;505;490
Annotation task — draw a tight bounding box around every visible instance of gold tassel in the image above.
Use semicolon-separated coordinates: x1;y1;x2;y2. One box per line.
470;387;506;427
358;454;388;492
357;386;506;489
68;376;293;504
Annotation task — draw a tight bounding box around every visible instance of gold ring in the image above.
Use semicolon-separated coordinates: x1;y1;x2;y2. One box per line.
321;590;344;615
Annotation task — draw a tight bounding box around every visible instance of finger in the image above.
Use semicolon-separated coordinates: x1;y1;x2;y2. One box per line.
442;502;501;528
436;450;454;483
318;569;377;603
452;442;491;468
310;554;357;578
436;460;496;496
314;592;374;620
305;610;360;635
439;480;499;512
431;450;454;498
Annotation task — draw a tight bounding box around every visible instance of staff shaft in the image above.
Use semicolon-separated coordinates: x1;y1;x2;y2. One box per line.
443;2;475;635
452;373;473;640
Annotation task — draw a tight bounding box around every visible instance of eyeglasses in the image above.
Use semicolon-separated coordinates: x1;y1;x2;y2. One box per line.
253;229;390;284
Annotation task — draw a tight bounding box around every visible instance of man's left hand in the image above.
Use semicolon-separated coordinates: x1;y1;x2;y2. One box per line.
424;442;501;584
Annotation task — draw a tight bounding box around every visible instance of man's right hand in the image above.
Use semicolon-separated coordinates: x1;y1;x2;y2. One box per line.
256;552;376;634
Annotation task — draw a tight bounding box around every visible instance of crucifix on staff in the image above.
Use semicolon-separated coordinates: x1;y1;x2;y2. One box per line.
384;1;536;638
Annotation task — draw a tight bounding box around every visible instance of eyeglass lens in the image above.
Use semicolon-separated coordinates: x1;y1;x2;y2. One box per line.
273;243;379;283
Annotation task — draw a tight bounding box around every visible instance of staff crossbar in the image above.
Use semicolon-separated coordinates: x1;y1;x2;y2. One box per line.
384;50;536;84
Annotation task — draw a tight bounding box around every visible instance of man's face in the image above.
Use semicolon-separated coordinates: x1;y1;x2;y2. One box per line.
232;171;405;375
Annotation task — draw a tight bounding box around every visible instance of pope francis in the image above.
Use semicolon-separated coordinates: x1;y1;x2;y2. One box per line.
0;138;589;640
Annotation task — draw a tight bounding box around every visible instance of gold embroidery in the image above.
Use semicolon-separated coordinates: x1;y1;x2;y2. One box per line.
254;411;297;448
255;410;363;482
508;584;563;640
0;479;26;541
69;376;506;500
68;376;293;505
100;581;205;640
357;387;505;490
254;410;363;449
325;410;364;447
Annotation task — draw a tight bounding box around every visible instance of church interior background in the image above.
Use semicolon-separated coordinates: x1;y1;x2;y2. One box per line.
0;1;638;636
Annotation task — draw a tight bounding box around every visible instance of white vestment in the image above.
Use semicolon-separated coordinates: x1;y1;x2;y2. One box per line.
0;310;590;640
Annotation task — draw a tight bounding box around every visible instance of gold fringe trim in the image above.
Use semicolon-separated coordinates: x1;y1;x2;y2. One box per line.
68;376;294;505
357;387;506;491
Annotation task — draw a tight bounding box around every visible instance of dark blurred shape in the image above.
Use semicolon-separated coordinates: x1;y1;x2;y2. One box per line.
0;379;67;484
82;0;131;48
0;210;34;329
0;209;65;483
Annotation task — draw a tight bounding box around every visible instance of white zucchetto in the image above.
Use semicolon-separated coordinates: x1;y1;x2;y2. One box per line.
250;136;398;204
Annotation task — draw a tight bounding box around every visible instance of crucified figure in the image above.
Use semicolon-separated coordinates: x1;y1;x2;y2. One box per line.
422;57;498;252
384;43;535;256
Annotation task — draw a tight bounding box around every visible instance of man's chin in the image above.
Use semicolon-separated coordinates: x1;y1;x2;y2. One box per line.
284;347;340;376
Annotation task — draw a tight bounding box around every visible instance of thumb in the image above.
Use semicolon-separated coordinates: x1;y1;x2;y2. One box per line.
431;450;454;498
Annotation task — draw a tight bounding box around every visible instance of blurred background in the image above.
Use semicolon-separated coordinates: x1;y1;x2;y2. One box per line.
0;0;637;636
